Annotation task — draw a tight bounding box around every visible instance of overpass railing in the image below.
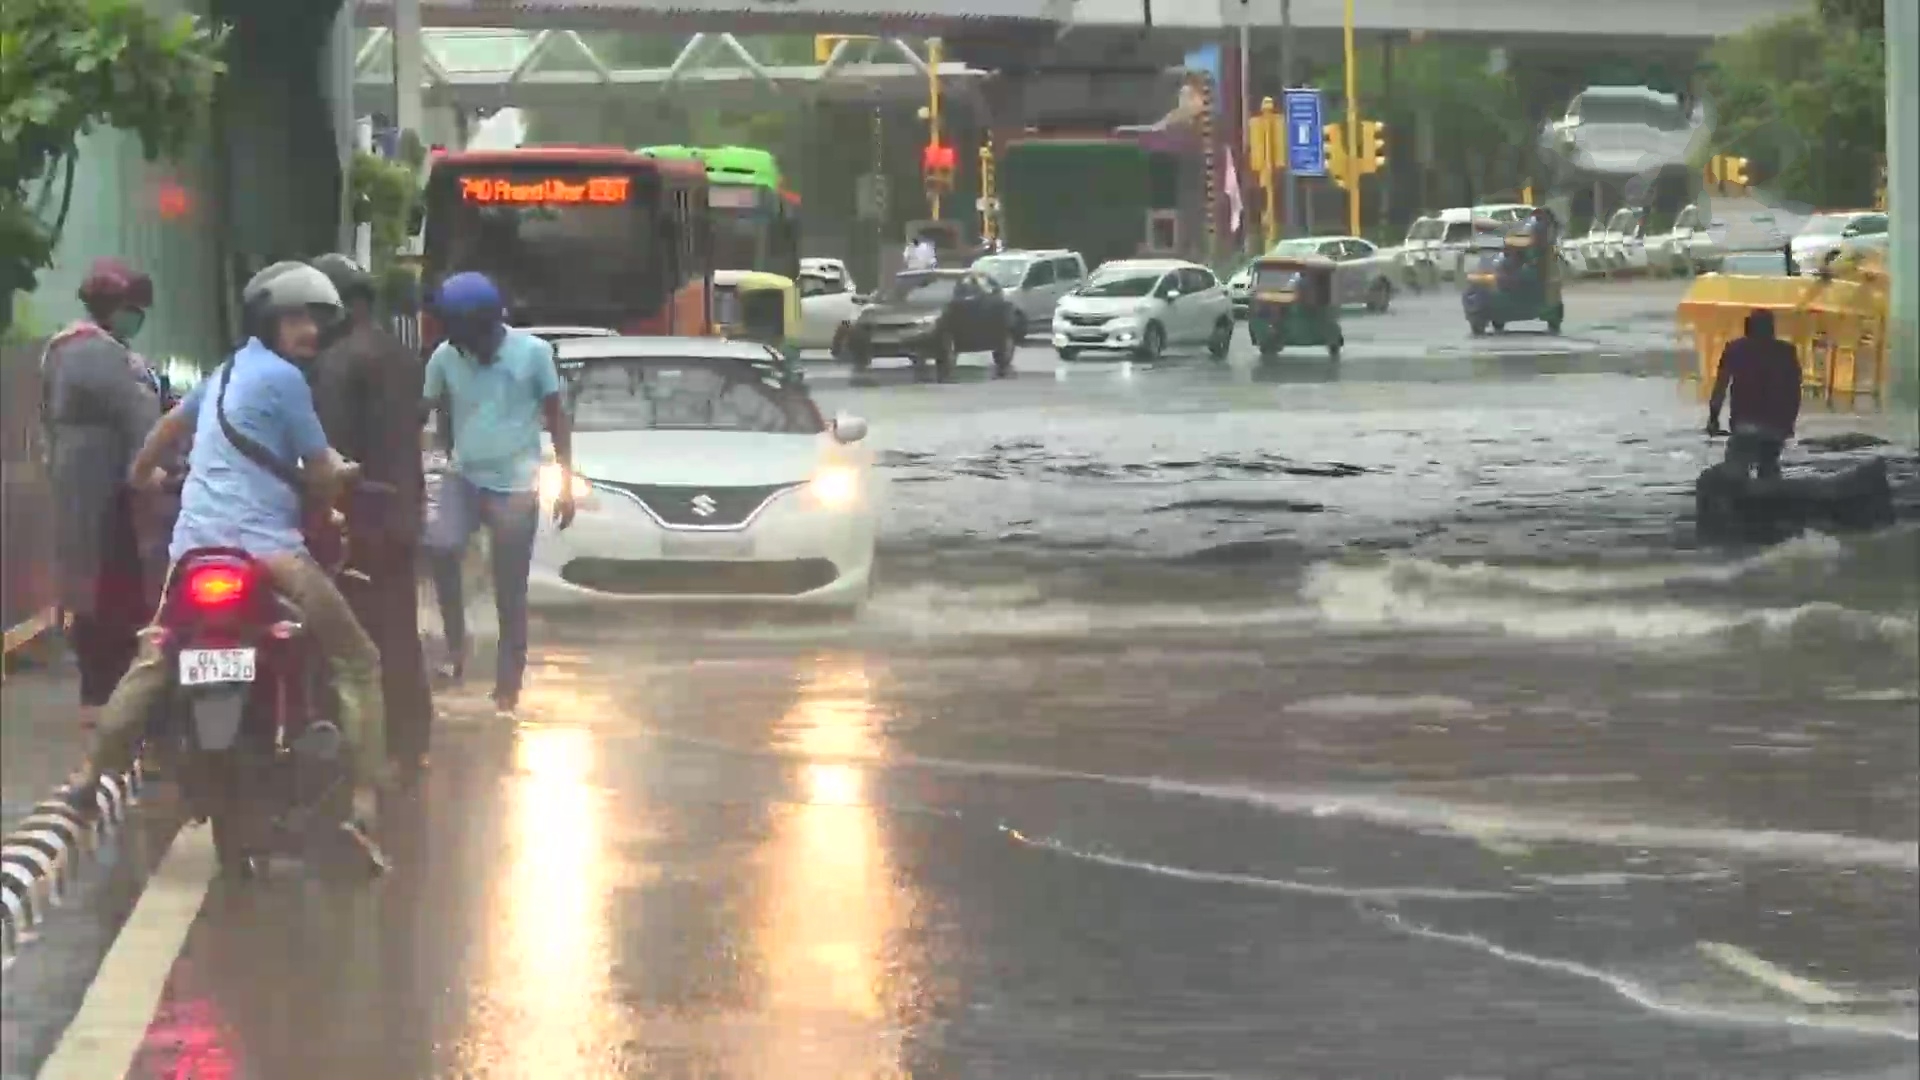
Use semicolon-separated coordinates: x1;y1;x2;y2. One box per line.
1676;255;1891;405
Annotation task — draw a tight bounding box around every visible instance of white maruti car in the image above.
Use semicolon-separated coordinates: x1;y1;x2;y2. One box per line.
529;336;879;612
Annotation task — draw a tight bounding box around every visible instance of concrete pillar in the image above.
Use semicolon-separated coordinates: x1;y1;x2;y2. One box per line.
1888;0;1917;407
392;0;425;151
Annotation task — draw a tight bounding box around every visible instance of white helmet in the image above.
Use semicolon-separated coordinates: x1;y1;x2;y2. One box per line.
241;260;343;340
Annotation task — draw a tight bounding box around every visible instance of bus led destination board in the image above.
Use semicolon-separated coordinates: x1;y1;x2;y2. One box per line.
459;175;631;205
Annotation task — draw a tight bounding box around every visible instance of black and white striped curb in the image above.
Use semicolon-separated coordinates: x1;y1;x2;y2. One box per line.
0;767;143;968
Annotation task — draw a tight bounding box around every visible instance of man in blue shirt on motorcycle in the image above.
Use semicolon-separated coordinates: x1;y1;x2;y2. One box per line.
71;262;390;865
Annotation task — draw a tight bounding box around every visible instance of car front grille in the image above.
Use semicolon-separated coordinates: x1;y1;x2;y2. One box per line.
560;557;839;596
588;480;801;528
1062;312;1108;327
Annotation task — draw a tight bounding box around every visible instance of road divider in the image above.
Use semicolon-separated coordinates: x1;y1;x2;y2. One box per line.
1;767;143;969
1676;253;1891;404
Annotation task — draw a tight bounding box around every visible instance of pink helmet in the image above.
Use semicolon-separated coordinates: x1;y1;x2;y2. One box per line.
77;258;154;316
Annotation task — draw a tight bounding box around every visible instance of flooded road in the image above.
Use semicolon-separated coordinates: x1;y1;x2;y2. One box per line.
7;285;1917;1079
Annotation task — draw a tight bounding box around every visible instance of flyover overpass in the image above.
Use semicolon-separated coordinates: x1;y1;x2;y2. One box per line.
354;26;988;112
353;0;1805;43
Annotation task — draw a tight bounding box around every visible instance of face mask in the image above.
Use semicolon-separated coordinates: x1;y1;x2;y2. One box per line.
106;308;146;342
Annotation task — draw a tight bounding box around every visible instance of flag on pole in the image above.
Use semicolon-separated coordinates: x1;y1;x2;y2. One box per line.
1223;148;1245;235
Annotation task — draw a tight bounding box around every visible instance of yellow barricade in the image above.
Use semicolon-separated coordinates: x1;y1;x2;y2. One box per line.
1675;253;1889;404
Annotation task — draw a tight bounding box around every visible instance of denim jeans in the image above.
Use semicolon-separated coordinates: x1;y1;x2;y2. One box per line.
426;475;538;702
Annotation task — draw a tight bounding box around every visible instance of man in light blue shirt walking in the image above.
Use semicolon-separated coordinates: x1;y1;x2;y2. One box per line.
423;273;575;715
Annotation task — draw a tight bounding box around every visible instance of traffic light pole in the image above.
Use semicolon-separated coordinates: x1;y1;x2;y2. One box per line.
1279;0;1298;237
927;36;943;220
1343;0;1360;237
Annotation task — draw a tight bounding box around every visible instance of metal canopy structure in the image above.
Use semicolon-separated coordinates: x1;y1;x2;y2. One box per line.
353;27;989;110
352;0;1065;35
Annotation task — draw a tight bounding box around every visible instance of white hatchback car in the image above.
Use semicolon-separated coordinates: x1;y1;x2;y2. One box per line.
530;337;879;612
1051;259;1234;361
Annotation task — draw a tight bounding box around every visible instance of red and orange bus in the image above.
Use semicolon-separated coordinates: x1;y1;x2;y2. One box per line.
420;146;712;342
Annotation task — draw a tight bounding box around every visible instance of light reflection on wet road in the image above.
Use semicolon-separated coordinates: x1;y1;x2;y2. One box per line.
5;282;1918;1080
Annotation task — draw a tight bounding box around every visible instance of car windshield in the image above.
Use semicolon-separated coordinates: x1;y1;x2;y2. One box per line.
883;273;958;304
1406;220;1440;240
1267;240;1322;257
561;356;823;434
971;258;1028;288
1080;271;1162;298
1720;253;1789;275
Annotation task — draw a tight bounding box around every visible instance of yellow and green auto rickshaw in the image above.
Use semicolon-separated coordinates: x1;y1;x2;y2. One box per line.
713;269;801;375
1245;255;1344;360
1462;217;1565;335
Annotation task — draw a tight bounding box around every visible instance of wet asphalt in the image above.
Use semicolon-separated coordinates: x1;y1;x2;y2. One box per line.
4;281;1917;1080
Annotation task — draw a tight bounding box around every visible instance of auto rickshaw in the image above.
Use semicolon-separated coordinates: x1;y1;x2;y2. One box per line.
713;269;801;375
1462;216;1564;335
1245;255;1344;360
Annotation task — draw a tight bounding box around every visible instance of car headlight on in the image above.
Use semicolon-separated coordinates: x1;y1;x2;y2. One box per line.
809;465;861;509
538;462;593;506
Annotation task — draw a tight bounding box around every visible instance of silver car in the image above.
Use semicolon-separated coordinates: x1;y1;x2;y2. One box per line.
1228;236;1397;314
1053;259;1234;361
971;249;1087;340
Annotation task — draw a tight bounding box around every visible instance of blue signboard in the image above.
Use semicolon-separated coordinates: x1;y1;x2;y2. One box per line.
1284;89;1325;177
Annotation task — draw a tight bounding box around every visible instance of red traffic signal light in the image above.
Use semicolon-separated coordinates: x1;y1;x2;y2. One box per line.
921;143;956;173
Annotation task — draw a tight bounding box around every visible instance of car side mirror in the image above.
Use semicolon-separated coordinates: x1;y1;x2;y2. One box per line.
1162;290;1181;301
833;414;868;443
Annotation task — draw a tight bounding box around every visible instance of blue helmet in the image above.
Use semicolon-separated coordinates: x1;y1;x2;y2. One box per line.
434;272;504;320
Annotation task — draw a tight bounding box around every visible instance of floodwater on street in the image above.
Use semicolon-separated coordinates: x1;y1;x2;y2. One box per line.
5;286;1917;1080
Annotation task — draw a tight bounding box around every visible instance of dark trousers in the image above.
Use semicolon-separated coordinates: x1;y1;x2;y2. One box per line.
71;486;150;707
1725;428;1786;481
343;543;434;766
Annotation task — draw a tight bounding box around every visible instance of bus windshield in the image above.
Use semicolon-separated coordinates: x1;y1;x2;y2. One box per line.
707;182;799;277
425;163;655;326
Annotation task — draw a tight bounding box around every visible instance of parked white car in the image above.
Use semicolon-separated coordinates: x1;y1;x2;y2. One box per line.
1790;211;1887;274
800;257;854;291
1053;259;1234;361
532;336;879;612
796;269;861;354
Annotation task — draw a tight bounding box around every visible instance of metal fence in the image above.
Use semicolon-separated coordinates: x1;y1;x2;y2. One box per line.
1;337;57;658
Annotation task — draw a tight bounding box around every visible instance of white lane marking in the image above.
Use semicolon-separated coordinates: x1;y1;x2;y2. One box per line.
36;826;216;1080
1698;941;1852;1006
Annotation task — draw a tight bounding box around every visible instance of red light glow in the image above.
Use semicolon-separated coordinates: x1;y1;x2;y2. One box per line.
157;182;191;220
185;566;249;607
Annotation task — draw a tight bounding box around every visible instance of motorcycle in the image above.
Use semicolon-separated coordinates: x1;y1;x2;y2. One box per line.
147;476;395;878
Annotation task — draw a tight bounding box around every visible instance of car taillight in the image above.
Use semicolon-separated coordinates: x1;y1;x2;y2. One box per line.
184;565;250;608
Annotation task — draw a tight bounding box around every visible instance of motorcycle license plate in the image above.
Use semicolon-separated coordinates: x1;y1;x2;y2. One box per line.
179;648;257;686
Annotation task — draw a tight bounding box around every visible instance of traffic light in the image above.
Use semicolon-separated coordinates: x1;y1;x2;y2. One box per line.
922;142;956;192
1324;123;1349;189
1359;120;1387;174
1723;156;1749;189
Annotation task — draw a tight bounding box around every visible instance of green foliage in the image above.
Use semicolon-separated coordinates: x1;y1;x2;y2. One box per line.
1703;12;1885;208
1816;0;1883;33
348;151;420;269
1316;42;1530;210
0;0;226;317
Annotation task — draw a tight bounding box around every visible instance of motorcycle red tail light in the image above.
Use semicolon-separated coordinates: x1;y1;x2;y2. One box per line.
184;565;250;608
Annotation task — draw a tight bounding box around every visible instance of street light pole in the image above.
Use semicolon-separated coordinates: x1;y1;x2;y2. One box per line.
927;36;943;221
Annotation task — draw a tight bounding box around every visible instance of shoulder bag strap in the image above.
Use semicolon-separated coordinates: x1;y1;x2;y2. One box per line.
213;360;306;493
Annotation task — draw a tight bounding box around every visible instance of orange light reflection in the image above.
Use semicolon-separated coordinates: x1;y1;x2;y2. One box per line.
745;654;913;1079
459;720;616;1079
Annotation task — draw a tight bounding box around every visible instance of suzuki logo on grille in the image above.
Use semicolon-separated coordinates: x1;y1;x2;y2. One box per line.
690;494;718;517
